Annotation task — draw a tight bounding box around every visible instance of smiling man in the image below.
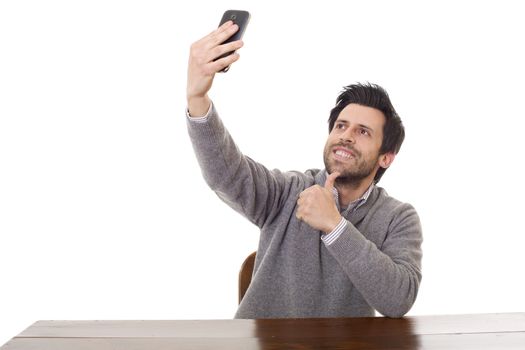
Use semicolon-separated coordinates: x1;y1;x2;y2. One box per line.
186;21;423;318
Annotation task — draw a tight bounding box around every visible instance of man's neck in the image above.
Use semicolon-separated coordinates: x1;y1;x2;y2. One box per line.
335;179;374;208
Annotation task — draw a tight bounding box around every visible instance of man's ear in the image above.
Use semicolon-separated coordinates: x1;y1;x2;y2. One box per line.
379;152;396;169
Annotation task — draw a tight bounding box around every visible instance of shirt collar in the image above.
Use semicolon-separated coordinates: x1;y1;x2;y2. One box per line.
332;182;375;216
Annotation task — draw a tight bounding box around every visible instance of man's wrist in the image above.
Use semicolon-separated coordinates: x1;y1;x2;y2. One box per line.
322;217;347;246
323;214;343;234
186;101;213;123
187;95;211;118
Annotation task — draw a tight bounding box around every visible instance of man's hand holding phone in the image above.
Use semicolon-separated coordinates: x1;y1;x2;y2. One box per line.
186;21;244;117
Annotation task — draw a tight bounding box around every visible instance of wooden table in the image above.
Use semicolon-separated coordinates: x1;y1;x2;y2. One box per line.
2;313;525;349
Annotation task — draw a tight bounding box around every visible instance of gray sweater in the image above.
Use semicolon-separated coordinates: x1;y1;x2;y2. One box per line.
187;104;423;318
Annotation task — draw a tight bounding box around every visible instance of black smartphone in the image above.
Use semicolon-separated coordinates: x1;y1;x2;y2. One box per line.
215;10;250;72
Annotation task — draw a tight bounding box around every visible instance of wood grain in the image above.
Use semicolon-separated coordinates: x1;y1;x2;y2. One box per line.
3;313;525;350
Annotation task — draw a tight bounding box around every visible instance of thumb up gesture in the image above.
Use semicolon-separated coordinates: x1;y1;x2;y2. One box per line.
296;172;342;233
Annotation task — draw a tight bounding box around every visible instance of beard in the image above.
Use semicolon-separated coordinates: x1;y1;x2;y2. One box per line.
323;142;379;186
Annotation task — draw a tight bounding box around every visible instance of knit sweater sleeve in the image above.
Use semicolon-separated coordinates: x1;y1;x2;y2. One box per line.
325;202;423;318
186;103;290;228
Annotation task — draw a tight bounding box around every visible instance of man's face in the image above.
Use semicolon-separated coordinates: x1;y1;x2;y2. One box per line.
323;103;386;185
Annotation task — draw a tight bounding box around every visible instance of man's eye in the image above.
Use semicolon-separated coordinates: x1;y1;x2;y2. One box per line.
359;129;370;136
336;123;345;129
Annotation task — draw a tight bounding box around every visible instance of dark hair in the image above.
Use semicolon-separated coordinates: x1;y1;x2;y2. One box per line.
328;83;405;183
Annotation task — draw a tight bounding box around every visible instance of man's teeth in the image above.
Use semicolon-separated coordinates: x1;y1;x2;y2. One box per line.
335;150;351;158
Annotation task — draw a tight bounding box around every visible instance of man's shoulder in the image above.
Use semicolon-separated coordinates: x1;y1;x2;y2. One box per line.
274;168;323;186
372;186;418;217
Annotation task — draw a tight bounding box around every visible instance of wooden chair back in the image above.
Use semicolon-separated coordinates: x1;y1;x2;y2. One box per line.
238;251;256;304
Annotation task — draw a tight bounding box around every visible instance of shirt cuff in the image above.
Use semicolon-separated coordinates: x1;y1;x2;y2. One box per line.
321;217;348;246
186;102;213;123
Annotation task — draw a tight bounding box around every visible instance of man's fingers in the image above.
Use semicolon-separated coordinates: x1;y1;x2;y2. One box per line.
324;171;340;189
207;22;239;47
208;52;240;73
190;23;242;76
218;20;234;30
207;40;244;63
206;20;233;38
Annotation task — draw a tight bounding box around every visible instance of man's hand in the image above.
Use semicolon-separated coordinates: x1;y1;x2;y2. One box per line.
186;21;244;116
296;172;342;234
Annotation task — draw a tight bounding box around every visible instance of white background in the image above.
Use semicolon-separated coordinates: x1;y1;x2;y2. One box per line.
1;0;525;344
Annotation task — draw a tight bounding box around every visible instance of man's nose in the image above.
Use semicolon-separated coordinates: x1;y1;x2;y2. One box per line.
339;129;355;144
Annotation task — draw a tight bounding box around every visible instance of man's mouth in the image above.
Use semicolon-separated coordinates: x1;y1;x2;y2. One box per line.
333;147;355;160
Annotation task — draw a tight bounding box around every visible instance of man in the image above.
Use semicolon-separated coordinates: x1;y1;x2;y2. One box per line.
186;21;422;318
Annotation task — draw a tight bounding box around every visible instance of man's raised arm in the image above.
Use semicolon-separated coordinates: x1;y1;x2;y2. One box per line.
185;22;298;229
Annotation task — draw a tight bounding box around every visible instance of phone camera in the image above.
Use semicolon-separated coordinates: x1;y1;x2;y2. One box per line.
231;14;237;20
